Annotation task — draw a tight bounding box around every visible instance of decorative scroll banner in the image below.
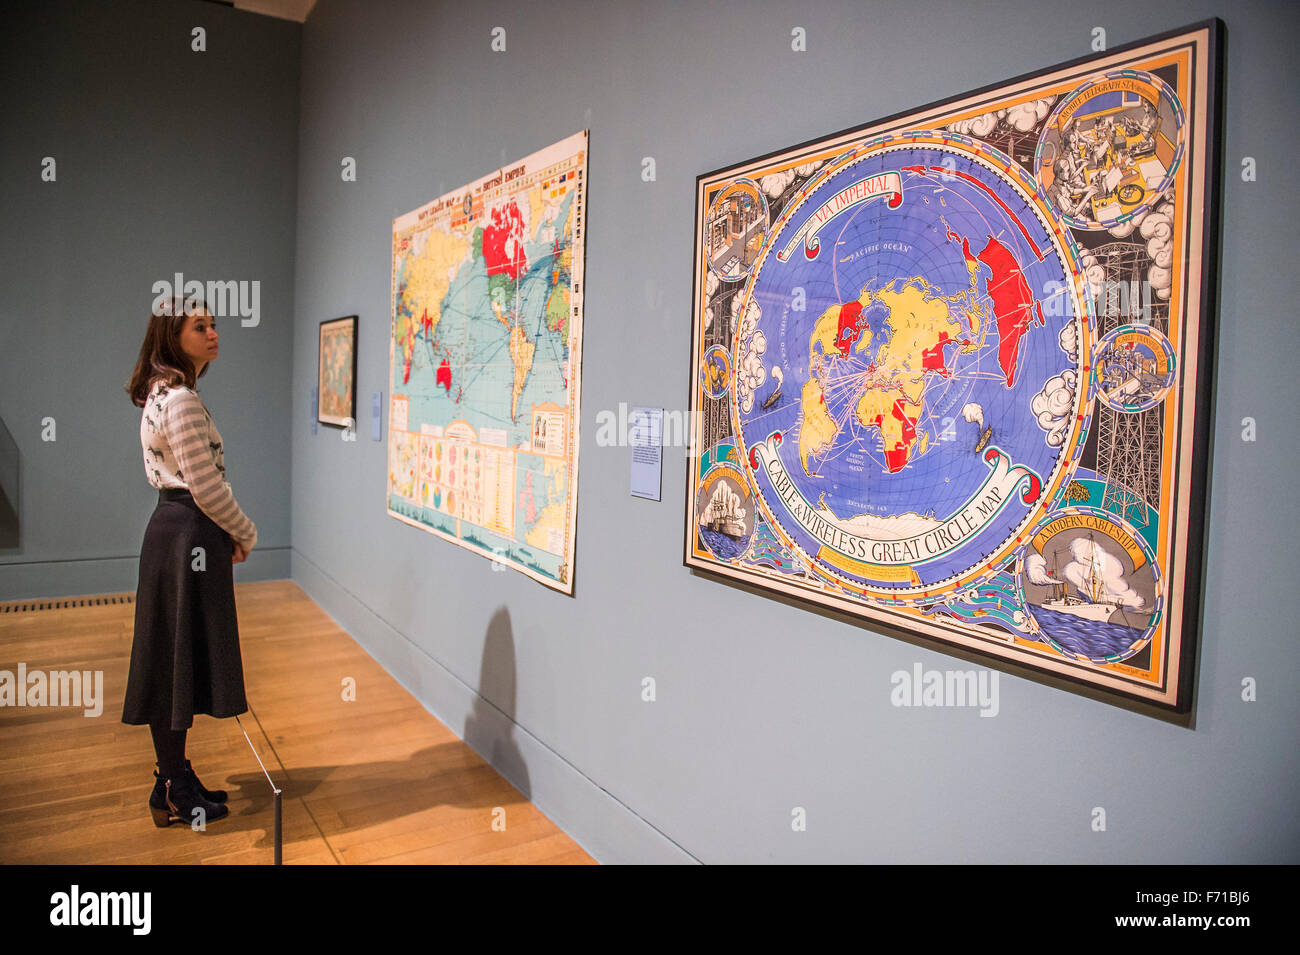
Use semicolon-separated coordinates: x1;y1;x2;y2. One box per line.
751;436;1042;568
775;171;903;262
1054;76;1161;127
1031;512;1147;570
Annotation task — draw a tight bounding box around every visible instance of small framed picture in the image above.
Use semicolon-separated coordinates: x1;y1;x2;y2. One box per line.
317;315;358;429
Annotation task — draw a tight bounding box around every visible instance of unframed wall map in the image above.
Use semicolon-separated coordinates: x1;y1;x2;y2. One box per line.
388;131;587;592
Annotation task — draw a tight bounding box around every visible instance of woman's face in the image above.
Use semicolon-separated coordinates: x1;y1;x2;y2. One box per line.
179;308;218;372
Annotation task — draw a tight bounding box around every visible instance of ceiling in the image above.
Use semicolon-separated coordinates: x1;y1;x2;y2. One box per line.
196;0;319;23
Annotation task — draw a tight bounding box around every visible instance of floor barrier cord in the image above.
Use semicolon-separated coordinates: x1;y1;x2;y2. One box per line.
234;713;282;865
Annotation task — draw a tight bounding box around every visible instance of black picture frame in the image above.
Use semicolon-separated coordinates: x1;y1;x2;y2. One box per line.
317;315;358;430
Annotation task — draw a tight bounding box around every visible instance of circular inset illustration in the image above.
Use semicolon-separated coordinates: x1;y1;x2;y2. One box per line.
704;178;770;281
1035;69;1185;230
694;464;756;562
700;344;732;399
1016;506;1162;664
730;131;1093;601
1093;325;1176;412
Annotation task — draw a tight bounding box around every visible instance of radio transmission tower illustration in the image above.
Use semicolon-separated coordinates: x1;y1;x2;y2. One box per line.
702;286;738;449
1091;241;1167;527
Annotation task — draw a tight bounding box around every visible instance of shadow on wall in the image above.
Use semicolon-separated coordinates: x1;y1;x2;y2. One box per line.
462;605;531;801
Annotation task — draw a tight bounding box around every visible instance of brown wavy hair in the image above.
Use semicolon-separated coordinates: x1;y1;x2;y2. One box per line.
125;297;210;407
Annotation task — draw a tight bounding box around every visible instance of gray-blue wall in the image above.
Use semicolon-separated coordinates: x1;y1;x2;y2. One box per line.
5;0;1298;863
0;0;299;595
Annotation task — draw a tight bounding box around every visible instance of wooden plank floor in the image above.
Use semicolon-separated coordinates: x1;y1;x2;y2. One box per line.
0;580;595;865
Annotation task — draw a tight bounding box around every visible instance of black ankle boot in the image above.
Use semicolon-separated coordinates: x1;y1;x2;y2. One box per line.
155;760;228;804
185;759;228;803
148;771;229;828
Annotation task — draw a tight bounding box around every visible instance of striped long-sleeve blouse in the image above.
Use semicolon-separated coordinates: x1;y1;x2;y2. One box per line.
140;379;258;549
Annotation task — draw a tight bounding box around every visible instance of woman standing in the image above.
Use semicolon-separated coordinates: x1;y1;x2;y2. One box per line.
123;296;258;828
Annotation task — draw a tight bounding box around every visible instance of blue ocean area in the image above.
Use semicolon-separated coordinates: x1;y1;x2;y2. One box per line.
393;188;576;442
700;528;750;561
738;145;1079;587
1034;605;1148;659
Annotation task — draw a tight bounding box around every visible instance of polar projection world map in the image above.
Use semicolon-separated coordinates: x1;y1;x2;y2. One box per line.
686;21;1224;713
388;131;587;592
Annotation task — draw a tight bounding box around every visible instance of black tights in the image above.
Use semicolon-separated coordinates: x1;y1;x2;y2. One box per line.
150;724;188;778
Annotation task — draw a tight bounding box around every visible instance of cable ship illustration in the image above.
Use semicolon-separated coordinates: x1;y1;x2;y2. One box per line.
705;485;747;539
1041;534;1124;623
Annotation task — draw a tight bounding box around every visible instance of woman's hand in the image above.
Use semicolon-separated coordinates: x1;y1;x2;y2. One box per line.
232;540;249;563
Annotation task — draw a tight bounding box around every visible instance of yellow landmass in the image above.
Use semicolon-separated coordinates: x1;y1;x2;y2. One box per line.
874;283;959;368
523;498;565;553
528;185;546;238
402;228;472;352
963;297;987;350
800;278;972;474
508;325;535;421
855;325;874;354
870;285;959;393
799;377;838;474
856;387;923;459
557;231;572;274
946;288;987;351
810;304;842;367
855;282;962;468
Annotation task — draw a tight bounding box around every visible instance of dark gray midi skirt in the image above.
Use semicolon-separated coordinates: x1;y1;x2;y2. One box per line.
122;488;248;729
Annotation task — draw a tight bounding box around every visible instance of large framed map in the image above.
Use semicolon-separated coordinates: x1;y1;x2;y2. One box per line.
389;131;587;593
684;23;1222;710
